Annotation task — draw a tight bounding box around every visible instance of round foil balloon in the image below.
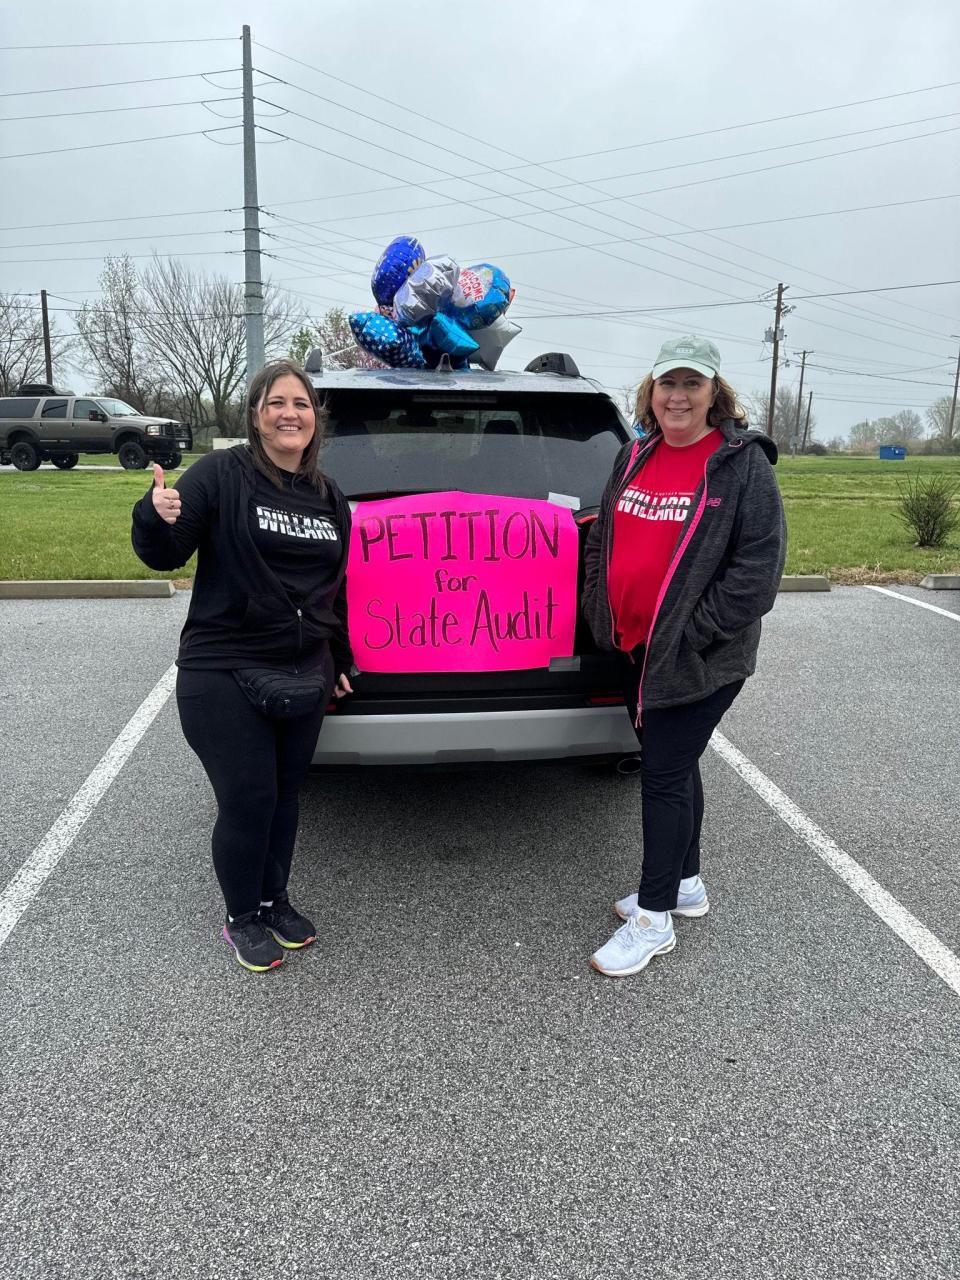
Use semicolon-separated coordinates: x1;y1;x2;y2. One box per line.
371;236;426;307
442;263;512;330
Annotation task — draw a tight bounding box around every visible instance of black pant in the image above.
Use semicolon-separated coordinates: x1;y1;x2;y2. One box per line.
622;663;743;912
176;654;332;917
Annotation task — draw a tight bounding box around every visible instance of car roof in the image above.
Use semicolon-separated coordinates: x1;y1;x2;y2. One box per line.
309;366;613;397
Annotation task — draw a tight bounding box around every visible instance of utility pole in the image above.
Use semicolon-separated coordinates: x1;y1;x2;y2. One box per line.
792;349;812;453
948;336;960;442
766;283;788;438
241;25;265;387
40;289;53;384
801;390;813;452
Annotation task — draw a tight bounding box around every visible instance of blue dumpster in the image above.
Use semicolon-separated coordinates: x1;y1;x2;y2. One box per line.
879;446;906;460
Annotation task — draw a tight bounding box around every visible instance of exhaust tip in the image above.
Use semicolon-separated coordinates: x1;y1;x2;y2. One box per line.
615;753;642;776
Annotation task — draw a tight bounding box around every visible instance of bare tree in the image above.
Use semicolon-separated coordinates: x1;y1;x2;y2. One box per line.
75;256;160;411
848;419;879;451
139;259;304;438
615;384;640;421
876;410;925;445
746;386;815;451
0;292;74;394
925;395;956;441
289;307;383;370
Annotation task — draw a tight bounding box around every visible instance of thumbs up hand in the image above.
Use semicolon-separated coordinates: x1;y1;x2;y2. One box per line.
151;463;182;525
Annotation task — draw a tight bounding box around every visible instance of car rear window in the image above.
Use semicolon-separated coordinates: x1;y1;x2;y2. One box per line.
0;398;40;418
321;391;626;509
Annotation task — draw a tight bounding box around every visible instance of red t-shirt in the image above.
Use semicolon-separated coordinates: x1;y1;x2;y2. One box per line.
609;429;722;652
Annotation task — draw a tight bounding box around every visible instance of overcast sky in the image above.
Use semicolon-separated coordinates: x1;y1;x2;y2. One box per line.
2;0;959;439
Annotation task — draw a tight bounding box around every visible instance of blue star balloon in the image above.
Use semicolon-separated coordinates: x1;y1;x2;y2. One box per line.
349;311;427;368
371;236;426;307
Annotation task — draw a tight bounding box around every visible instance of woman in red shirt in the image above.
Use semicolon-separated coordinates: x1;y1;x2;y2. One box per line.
582;337;786;978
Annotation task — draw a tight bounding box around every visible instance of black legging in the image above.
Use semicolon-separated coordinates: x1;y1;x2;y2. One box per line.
176;652;332;917
622;658;743;912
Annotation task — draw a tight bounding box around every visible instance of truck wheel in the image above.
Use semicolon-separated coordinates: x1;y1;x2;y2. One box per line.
118;441;148;470
10;441;40;471
51;453;79;470
159;451;183;469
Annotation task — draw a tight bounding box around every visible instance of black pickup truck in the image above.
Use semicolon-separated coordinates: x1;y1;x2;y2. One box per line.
0;384;192;470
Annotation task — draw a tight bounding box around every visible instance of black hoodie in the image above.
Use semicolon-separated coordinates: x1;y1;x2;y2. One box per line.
131;445;353;676
582;419;786;714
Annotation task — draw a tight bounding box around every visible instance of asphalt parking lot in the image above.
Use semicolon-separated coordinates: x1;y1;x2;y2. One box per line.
0;586;957;1280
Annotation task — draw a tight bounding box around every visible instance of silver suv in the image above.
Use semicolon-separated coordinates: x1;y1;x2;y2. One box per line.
0;386;192;471
309;354;639;767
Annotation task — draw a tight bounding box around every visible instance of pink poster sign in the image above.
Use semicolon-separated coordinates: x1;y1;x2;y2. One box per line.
348;491;579;672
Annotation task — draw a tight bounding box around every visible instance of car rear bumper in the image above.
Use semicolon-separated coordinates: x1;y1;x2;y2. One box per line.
312;704;638;765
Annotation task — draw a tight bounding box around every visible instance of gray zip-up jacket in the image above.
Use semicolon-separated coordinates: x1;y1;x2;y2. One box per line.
582;419;786;713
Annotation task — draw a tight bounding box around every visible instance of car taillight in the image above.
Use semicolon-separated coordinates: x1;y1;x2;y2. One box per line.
588;695;624;706
575;513;598;527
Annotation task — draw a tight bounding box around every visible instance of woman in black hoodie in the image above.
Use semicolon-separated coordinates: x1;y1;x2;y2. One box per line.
132;360;353;973
582;337;786;979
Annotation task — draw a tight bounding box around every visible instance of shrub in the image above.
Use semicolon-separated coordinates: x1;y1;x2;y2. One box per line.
895;473;960;547
804;442;828;456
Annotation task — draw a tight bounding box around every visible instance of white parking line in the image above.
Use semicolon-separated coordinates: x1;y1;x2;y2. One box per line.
866;584;960;623
711;729;960;999
0;663;178;950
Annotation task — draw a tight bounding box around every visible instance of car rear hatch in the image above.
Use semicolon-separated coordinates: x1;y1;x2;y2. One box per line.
320;385;629;714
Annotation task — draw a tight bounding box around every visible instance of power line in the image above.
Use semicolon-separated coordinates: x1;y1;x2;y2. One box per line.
261;190;960;339
0;229;238;250
250;38;960;357
0;248;241;265
533;81;960;166
0;124;240;162
251;42;960;345
272;189;959;244
0;96;240;123
804;363;953;387
267;116;960;316
515;280;960;320
253;100;960;334
260;71;959;195
249;83;958;266
0;69;240;98
254;42;960;173
0;206;235;233
0;38;236;50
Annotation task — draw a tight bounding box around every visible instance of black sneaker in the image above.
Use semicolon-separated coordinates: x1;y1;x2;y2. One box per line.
222;912;284;972
260;892;317;949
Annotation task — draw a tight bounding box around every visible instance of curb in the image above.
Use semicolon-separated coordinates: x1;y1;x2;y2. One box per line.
920;574;960;591
778;575;830;592
0;580;174;599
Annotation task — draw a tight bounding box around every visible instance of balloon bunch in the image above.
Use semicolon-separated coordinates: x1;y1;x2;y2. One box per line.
349;236;521;371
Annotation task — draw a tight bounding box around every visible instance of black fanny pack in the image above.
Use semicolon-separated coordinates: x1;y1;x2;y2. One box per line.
233;666;328;719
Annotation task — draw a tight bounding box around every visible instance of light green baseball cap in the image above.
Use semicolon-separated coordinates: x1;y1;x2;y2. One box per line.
651;335;722;379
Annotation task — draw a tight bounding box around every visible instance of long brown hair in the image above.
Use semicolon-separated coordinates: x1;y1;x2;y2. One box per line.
634;372;747;434
246;359;328;493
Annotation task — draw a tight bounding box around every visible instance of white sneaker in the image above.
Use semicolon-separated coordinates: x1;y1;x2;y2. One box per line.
614;878;710;922
589;910;676;978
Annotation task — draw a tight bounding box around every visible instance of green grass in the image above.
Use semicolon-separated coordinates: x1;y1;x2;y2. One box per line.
0;470;197;582
777;456;960;581
1;454;958;583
